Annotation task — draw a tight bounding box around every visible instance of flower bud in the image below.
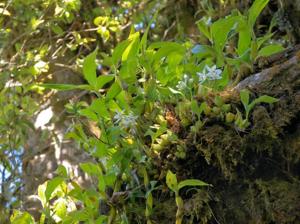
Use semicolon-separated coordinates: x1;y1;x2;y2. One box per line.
225;112;235;123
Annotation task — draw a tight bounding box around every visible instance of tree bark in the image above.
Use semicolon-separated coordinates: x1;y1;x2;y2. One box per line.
22;66;94;219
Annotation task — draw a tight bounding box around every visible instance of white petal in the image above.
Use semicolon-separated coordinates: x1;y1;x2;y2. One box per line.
204;65;210;71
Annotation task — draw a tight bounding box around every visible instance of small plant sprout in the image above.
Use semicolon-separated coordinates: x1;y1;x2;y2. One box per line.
197;65;223;83
235;89;279;130
166;170;211;224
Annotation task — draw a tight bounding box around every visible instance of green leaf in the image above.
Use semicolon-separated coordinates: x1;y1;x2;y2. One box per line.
56;165;68;178
95;216;107;224
257;33;274;49
94;141;109;158
106;82;122;100
199;102;209;115
217;65;231;88
122;32;140;61
33;83;91;91
83;49;98;86
90;98;110;119
191;100;200;118
80;162;101;175
240;89;250;109
167;52;183;68
10;211;35;224
45;177;64;201
116;91;130;111
98;174;106;192
237;18;252;56
257;44;284;58
94;16;109;26
79;108;98;121
38;183;47;208
54;198;67;219
140;12;158;52
51;24;64;35
214;95;224;107
211;15;239;54
95;75;114;90
166;170;178;193
250;40;259;61
196;18;211;41
119;58;138;84
248;95;279;112
254;95;279;104
146;192;153;211
168;87;184;96
112;40;130;65
234;109;246;128
149;42;185;65
248;0;270;28
178;179;210;190
68;209;90;221
104;173;117;187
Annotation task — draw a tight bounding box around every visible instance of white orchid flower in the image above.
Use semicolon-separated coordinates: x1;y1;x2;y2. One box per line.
197;71;208;83
113;110;124;124
114;110;138;134
121;112;138;128
205;65;222;80
197;65;223;83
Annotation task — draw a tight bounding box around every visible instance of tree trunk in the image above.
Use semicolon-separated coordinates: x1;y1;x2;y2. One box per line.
22;66;94;219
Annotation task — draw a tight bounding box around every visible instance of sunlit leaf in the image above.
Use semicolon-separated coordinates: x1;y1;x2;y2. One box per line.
237;18;252;56
112;40;131;65
257;44;284;58
249;95;279;111
211;15;239;54
248;0;270;28
80;162;101;175
45;177;64;201
98;174;106;192
122;32;140;61
54;198;67;219
79;108;98;121
38;183;47;207
178;179;210;190
240;89;250;109
83;49;97;86
32;83;91;91
96;75;114;90
140;12;158;52
196;18;211;40
106;82;122;100
90;98;110;119
166;170;178;193
10;211;35;224
56;165;68;178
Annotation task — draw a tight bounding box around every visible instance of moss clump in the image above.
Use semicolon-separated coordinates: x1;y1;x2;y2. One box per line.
215;179;300;224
